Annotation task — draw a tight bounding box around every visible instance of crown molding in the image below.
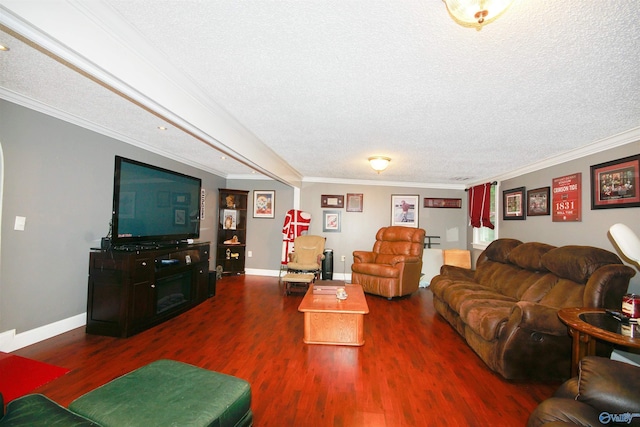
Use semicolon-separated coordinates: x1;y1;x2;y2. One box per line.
0;0;303;188
469;126;640;187
0;88;229;178
302;176;467;190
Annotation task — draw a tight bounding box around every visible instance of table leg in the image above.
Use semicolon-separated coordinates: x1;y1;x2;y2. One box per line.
570;327;596;377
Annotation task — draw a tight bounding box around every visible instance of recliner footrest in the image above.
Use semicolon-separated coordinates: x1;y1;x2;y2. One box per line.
281;273;315;283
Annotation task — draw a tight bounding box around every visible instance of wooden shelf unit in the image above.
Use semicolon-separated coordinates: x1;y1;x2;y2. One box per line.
217;189;248;275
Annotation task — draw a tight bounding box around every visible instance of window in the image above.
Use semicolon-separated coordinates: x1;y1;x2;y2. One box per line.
472;183;497;249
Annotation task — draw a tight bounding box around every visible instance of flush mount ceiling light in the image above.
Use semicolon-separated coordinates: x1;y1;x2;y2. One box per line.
368;156;391;173
442;0;515;30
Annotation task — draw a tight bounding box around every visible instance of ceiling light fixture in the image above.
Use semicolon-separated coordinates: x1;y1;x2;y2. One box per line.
0;44;10;51
368;156;391;173
442;0;515;30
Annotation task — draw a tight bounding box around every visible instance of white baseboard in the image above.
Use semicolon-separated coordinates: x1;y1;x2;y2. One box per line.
244;268;281;277
0;313;86;353
0;330;16;351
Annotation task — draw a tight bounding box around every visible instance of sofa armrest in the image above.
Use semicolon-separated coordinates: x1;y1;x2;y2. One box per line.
527;397;601;427
574;356;640;415
510;302;567;336
439;265;475;281
553;377;578;399
353;251;375;264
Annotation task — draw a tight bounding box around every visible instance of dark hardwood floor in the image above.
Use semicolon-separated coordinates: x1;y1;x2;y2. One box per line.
11;275;559;426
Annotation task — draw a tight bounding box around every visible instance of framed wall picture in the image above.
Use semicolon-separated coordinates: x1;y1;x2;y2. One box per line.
391;195;419;227
527;187;550;216
222;209;237;230
423;198;462;208
322;210;341;232
253;190;275;218
346;193;363;212
590;154;640;209
321;195;344;208
503;187;525;220
552;173;581;222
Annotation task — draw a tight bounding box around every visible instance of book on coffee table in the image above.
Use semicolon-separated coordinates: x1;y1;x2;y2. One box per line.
312;285;343;295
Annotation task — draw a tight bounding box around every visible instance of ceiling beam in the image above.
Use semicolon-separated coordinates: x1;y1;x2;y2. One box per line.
0;0;303;188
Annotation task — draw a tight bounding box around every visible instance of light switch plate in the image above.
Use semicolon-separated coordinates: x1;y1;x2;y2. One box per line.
14;216;26;231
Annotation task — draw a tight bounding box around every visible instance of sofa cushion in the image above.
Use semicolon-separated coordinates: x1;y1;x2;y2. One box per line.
519;274;560;302
539;279;587;308
507;242;556;271
351;262;400;278
541;246;622;284
442;283;516;313
576;357;640;415
483;238;522;263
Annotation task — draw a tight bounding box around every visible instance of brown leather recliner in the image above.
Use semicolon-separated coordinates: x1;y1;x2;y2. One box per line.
351;226;425;299
528;356;640;427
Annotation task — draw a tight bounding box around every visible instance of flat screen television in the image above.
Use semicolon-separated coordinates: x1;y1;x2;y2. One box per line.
111;156;202;248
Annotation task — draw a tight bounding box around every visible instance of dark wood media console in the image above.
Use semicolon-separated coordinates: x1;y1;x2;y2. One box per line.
86;242;210;337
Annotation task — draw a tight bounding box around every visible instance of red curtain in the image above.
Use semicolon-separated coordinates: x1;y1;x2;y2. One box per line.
468;183;494;229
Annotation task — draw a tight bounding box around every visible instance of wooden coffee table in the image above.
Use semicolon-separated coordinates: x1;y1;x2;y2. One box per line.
298;281;369;346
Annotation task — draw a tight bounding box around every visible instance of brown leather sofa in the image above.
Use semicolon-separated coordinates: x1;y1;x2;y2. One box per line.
352;226;425;299
430;238;635;381
528;356;640;427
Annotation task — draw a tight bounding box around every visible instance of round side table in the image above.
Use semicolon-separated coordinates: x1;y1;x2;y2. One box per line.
558;307;640;377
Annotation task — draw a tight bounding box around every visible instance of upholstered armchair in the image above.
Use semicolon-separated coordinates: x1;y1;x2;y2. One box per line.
281;235;326;295
351;226;426;299
528;356;640;427
287;235;326;274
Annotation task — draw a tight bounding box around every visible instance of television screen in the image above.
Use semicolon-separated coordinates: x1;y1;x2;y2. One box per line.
111;156;202;247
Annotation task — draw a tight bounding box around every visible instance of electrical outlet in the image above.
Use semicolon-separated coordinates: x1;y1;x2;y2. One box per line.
247;251;253;258
341;255;346;262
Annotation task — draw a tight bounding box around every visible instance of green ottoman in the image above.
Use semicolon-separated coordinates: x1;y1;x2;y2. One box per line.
69;360;252;427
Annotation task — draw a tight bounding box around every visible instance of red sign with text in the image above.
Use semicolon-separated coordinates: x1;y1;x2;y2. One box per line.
552;173;582;222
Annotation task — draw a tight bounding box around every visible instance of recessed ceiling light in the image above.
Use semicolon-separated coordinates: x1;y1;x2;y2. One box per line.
220;156;227;160
0;44;10;52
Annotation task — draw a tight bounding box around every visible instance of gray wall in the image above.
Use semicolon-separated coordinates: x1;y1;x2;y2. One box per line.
499;141;640;293
221;180;468;275
225;179;295;271
0;100;225;334
300;182;469;276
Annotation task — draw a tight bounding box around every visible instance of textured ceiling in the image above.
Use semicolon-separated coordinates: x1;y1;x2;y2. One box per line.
1;0;639;187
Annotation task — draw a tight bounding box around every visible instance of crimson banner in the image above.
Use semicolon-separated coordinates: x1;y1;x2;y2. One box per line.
552;173;582;222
